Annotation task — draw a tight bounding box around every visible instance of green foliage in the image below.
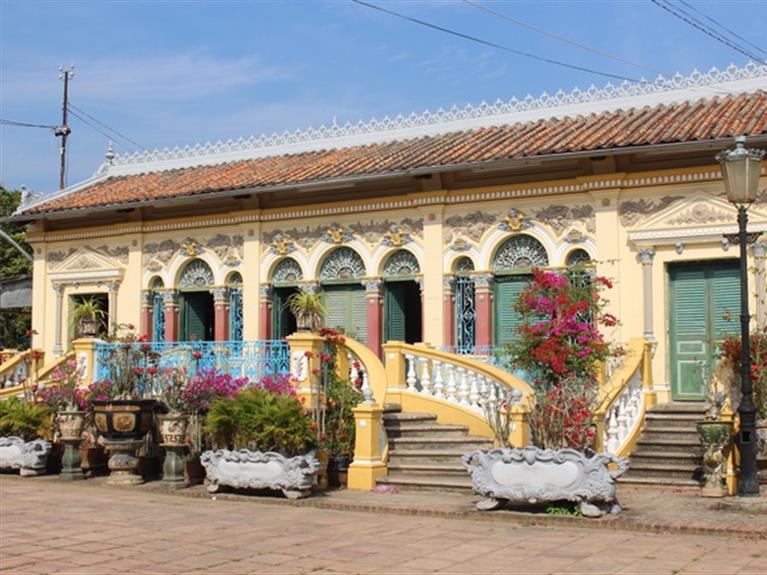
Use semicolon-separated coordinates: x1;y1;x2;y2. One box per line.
284;290;325;331
204;387;317;455
323;368;361;457
0;309;31;349
0;397;51;441
545;503;583;517
0;187;32;278
70;296;108;331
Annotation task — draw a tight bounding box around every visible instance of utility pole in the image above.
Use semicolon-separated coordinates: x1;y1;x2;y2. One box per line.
54;66;74;190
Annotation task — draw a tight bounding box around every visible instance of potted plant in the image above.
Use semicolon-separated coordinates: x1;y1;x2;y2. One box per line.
0;397;53;476
463;269;627;516
201;381;320;499
155;367;192;488
71;296;107;338
284;290;325;332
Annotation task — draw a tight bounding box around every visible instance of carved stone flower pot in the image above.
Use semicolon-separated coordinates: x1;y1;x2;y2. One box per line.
201;449;320;499
58;410;86;480
697;420;732;498
92;399;156;441
158;413;189;446
0;436;52;476
58;411;85;442
462;446;628;517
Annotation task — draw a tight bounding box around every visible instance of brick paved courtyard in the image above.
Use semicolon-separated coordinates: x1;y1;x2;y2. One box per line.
1;477;766;575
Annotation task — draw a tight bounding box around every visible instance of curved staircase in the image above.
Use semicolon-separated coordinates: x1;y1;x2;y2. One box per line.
621;402;705;487
376;405;490;492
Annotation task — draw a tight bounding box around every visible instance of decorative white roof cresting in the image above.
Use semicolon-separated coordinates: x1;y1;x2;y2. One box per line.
98;62;767;178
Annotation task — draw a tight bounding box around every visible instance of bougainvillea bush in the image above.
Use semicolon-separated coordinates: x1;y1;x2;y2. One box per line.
720;330;767;419
508;269;618;451
181;370;249;414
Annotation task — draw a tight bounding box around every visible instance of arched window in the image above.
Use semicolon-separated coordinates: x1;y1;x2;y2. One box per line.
272;258;303;284
179;259;214;289
492;235;549;271
383;250;420;278
150;277;165;341
566;248;592;267
319;247;366;281
454;256;474;274
228;272;243;342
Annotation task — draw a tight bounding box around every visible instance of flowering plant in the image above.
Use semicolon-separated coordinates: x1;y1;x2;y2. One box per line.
98;325;160;399
257;373;298;396
181;369;248;414
156;367;189;414
508;269;618;450
720;329;767;420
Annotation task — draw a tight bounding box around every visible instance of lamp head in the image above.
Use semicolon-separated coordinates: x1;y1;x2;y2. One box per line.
716;136;765;205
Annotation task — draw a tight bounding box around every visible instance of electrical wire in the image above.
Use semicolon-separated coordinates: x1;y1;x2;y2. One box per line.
68;103;146;151
1;118;58;130
677;0;766;59
462;0;662;75
650;0;764;63
351;0;650;85
66;108;136;152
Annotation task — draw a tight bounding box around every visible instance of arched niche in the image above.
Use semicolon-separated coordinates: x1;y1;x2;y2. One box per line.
271;258;303;284
178;259;215;289
319;247;366;281
382;250;420;278
492;234;549;272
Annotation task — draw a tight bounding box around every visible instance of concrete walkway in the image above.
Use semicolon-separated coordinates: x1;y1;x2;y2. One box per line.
1;476;766;574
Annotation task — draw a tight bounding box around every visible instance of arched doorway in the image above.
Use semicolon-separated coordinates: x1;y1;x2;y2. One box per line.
492;235;549;345
453;256;475;353
319;247;367;344
178;259;214;341
271;258;302;339
382;250;422;344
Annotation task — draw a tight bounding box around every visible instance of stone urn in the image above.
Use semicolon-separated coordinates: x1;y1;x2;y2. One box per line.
158;413;189;446
696;420;733;498
58;410;85;442
58;410;86;481
158;413;190;489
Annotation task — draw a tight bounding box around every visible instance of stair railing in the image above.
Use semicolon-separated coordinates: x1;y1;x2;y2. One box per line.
0;351;74;400
594;337;655;457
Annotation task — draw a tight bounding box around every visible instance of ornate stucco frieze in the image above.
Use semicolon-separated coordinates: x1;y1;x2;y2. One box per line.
498;209;532;233
322;223;354;244
143;234;244;271
443;211;498;244
619;196;683;227
47;244;128;267
532;204;596;235
665;203;732;226
382;224;411;247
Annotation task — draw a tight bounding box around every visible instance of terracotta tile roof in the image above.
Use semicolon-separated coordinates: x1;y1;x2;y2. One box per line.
25;91;767;215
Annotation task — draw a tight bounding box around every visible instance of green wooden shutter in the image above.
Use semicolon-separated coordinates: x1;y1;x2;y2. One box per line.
352;288;368;345
184;293;209;341
670;267;708;400
494;275;530;345
711;265;741;340
385;283;406;342
324;288;349;334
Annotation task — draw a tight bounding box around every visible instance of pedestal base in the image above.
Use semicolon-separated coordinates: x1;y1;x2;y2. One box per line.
59;440;84;481
161;444;187;489
103;439;144;486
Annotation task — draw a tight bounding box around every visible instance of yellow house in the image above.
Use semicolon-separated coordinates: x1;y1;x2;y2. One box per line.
8;63;767;489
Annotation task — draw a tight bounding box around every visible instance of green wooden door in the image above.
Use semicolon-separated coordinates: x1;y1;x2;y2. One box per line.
494;275;531;345
323;285;368;344
669;261;740;401
180;292;213;341
272;287;298;339
384;282;407;342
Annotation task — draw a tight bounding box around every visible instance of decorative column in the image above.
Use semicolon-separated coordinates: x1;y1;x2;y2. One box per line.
163;290;179;342
140;291;153;339
754;242;766;329
473;273;493;349
53;284;64;357
443;276;455;349
364;280;384;357
637;248;656;341
107;282;119;332
212;288;229;342
415;277;425;343
259;285;272;340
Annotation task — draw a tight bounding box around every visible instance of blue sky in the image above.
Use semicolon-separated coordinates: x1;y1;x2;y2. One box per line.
1;0;765;194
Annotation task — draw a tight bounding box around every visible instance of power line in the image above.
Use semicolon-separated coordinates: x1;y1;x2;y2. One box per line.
66;107;136;152
650;0;764;63
462;0;663;75
677;0;767;59
1;118;58;130
351;0;650;85
68;103;146;151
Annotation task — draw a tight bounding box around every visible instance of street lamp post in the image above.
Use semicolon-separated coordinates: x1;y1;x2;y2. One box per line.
717;135;765;497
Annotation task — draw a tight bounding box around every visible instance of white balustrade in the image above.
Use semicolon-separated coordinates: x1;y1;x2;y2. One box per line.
603;369;644;455
433;361;445;399
405;354;417;390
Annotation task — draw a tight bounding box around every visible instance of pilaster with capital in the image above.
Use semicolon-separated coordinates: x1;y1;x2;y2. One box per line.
364;279;384;357
53;285;65;356
472;273;494;347
443;276;456;348
140;290;153;339
637;248;656;341
162;290;179;342
107;282;120;332
212;288;230;341
259;285;272;340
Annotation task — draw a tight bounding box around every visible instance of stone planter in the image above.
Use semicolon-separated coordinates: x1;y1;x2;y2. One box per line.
58;410;86;480
158;413;189;446
462;446;628;517
0;436;52;476
201;449;320;499
58;411;85;442
697;420;733;498
756;420;767;459
92;399;156;441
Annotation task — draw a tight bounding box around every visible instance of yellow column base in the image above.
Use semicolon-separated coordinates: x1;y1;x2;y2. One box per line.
347;462;388;490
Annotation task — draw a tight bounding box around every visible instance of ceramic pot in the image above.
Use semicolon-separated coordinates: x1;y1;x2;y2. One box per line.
58;410;85;442
696;420;733;498
92;399;156;441
158;413;189;446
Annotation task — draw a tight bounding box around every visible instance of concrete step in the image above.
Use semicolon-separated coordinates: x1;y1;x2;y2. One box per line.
628;461;701;478
634;438;701;453
388;437;492;451
377;474;473;492
639;429;700;442
387;463;467;475
649;402;707;414
645;413;705;427
383;403;402;414
383;412;437;424
619;476;701;488
388;451;471;466
630;451;702;466
385;425;469;438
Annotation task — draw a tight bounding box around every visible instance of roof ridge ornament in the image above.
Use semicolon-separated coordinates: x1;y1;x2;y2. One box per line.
94;61;767;176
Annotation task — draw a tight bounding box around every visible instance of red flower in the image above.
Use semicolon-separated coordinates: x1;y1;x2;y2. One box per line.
127;323;135;330
311;368;320;375
192;351;202;360
304;351;314;358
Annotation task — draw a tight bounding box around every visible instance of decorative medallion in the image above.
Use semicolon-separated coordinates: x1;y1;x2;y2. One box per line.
564;229;588;244
322;223;354;244
270;233;295;255
383;250;420;277
179;259;214;288
382;224;411;247
450;238;470;252
181;238;202;257
499;209;531;233
493;235;549;271
272;258;303;283
319;247;366;280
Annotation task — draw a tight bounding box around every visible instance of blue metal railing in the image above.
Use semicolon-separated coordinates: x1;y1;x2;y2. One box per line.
95;340;290;384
